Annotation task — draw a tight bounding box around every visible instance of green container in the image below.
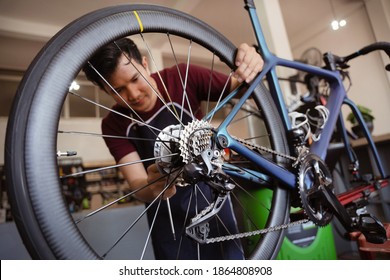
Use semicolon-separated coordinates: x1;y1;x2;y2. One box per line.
239;188;337;260
276;220;337;260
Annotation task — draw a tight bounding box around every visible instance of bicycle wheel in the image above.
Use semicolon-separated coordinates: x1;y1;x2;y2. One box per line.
5;4;290;259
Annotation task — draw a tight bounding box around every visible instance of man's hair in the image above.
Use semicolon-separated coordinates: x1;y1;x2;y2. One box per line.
82;38;142;90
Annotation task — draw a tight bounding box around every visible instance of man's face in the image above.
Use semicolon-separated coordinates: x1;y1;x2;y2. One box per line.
104;54;158;113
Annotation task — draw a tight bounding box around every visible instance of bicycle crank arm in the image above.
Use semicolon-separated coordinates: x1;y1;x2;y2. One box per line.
317;184;354;231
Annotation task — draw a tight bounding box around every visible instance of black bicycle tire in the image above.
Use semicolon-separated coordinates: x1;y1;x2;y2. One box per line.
5;4;290;259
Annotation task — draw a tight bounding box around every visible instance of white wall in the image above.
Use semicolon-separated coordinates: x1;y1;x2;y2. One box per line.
57;118;113;164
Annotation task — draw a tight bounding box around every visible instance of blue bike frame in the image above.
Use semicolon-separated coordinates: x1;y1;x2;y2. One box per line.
210;0;386;189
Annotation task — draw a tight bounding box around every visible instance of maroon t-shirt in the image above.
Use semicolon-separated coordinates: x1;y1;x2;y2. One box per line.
102;63;231;162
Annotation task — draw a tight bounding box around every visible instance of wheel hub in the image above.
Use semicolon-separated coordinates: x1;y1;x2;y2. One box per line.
153;124;183;174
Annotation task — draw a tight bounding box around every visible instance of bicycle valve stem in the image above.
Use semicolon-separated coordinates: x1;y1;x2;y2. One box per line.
57;150;77;157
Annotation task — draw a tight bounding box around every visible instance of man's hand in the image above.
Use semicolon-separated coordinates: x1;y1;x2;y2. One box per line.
147;164;176;200
234;43;264;83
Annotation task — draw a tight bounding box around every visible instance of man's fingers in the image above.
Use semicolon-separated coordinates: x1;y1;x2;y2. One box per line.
162;185;176;200
235;43;249;66
234;43;263;83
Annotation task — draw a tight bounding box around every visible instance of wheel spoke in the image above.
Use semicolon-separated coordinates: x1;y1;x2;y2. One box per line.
58;130;172;144
208;71;233;124
102;169;181;258
139;33;180;120
205;53;216;115
69;90;179;138
175;187;195;259
60;154;178;179
181;40;195;122
166;198;176;240
140;198;162;260
74;167;178;224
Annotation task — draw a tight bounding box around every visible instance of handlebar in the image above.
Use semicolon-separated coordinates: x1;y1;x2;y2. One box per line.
298;42;390;105
324;41;390;71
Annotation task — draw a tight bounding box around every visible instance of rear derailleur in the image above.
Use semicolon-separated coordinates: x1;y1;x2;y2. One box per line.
182;149;236;243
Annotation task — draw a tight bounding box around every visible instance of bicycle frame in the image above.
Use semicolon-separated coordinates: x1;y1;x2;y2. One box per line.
212;0;387;189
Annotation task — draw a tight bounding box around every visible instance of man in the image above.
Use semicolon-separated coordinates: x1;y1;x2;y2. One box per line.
83;38;263;259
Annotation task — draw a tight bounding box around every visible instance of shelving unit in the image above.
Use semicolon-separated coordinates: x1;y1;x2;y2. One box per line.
58;157;88;212
58;158;133;212
83;161;134;210
0;165;11;223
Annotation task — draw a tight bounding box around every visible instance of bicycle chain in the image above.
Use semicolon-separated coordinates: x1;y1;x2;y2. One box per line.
205;218;309;244
232;136;297;162
189;198;309;244
191;201;215;223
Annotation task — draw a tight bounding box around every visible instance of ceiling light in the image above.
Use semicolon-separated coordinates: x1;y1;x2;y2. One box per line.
329;0;347;31
331;20;339;30
339;19;347;27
